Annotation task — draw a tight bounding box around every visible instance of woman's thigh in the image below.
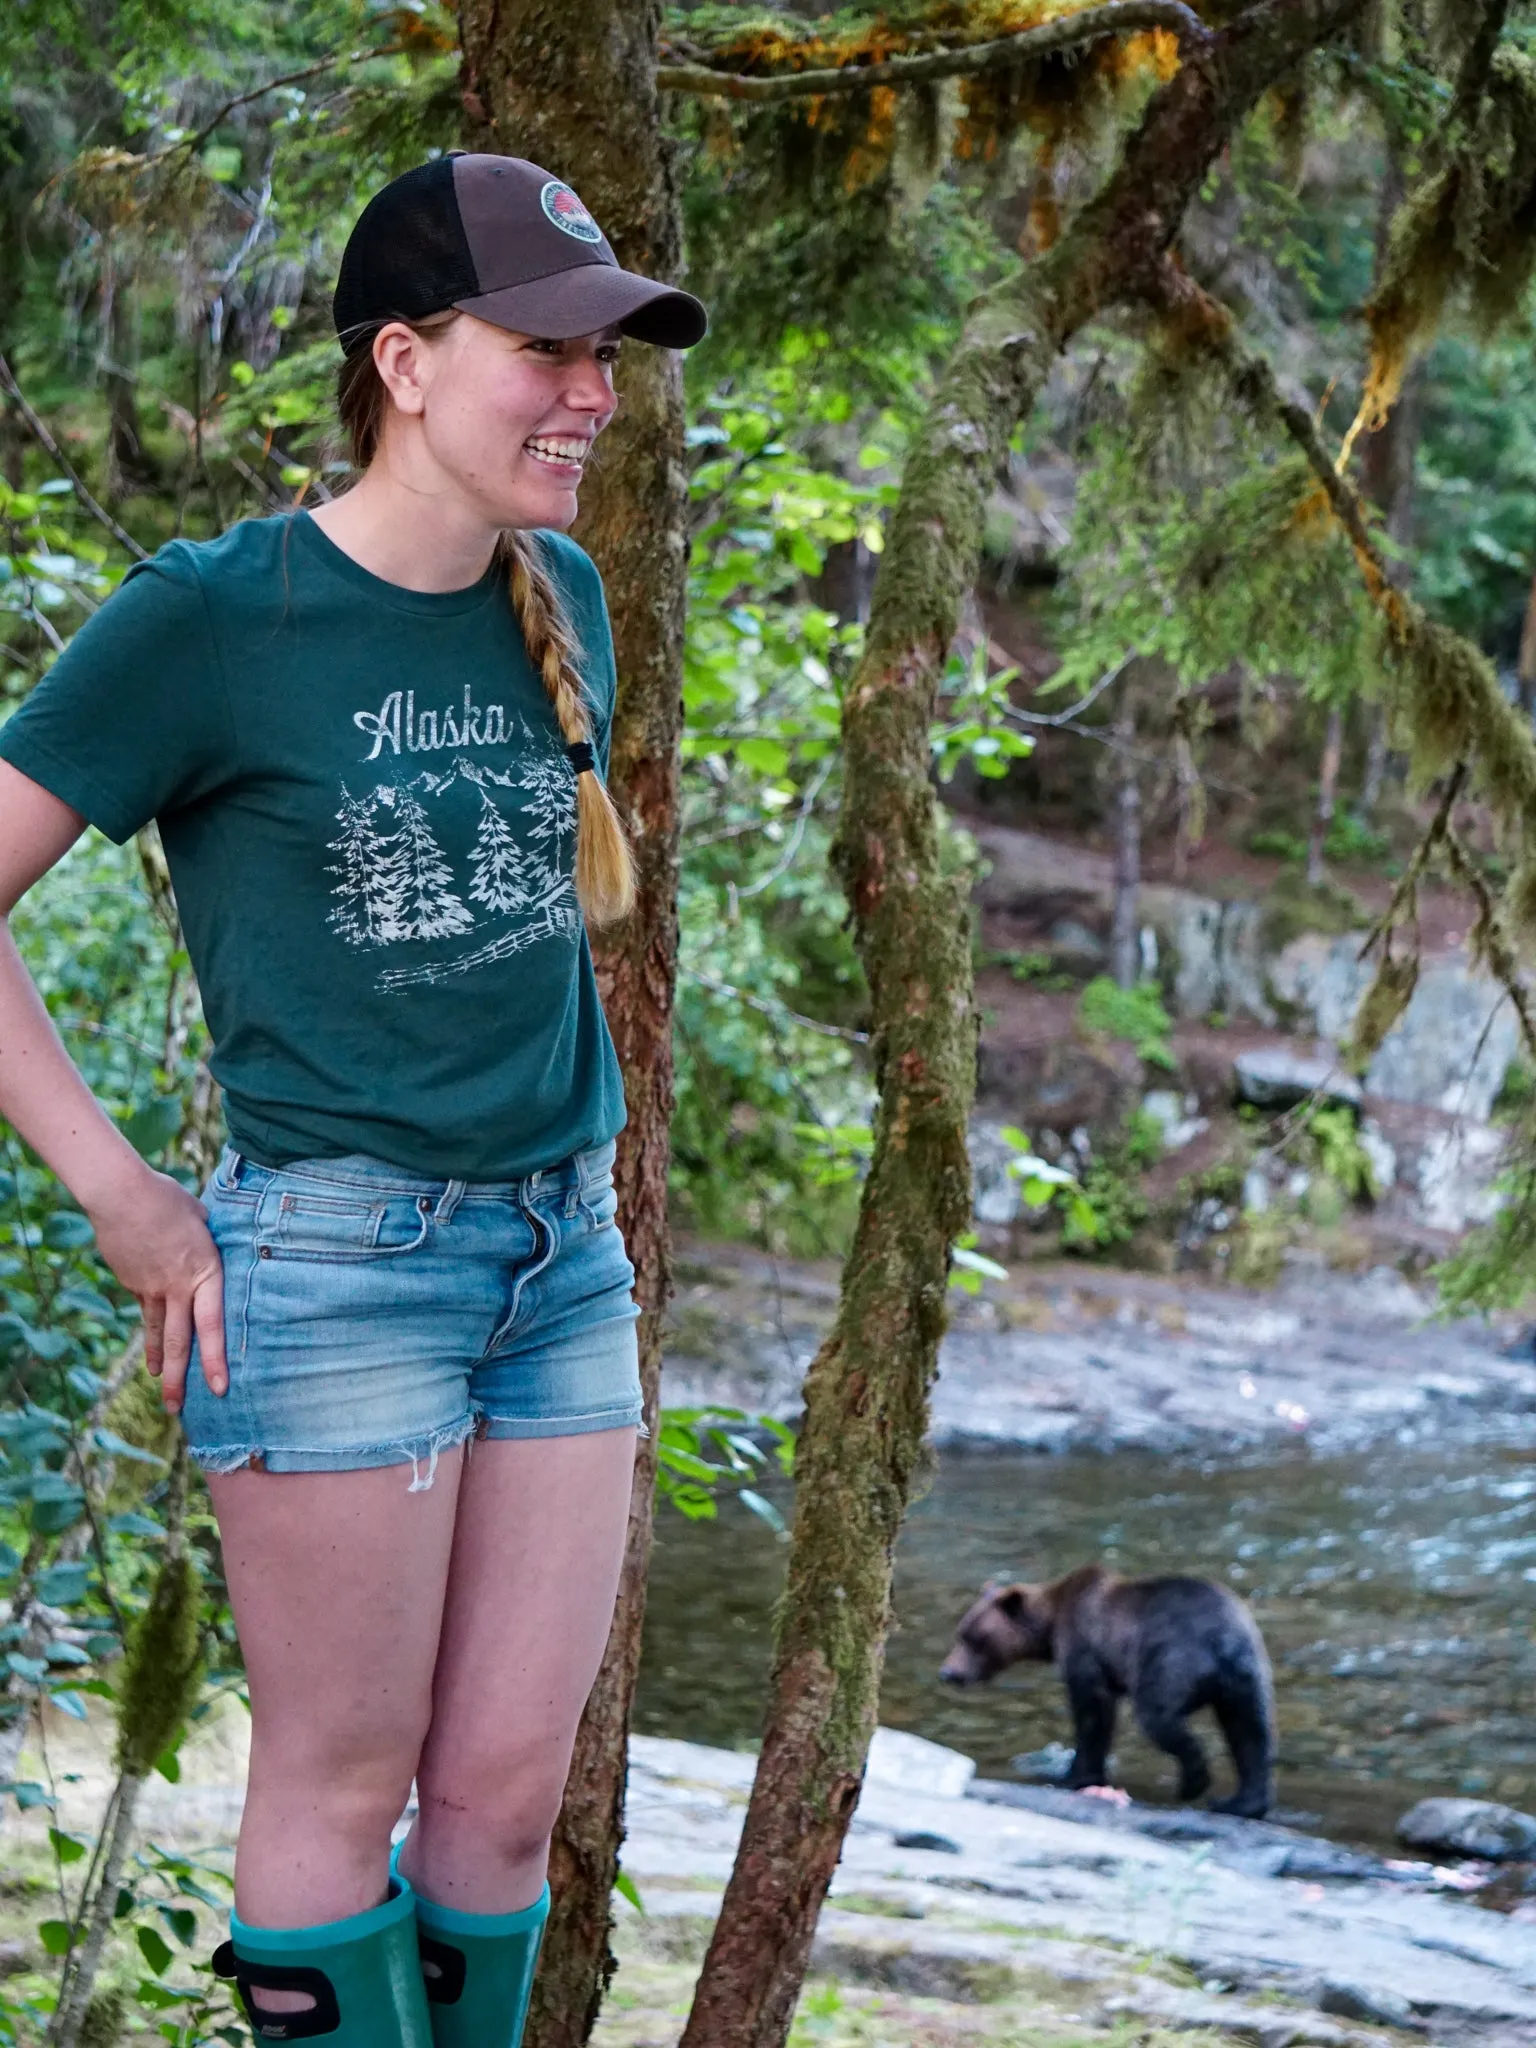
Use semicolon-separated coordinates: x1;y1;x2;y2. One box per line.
211;1454;466;1923
409;1431;637;1899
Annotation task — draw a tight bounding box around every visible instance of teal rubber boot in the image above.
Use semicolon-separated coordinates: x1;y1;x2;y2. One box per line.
212;1877;434;2044
393;1842;550;2047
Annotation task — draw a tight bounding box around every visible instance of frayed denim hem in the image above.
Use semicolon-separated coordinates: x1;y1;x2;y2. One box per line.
184;1412;481;1492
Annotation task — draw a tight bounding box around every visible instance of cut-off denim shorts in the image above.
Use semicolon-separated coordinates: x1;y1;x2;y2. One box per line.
181;1137;643;1490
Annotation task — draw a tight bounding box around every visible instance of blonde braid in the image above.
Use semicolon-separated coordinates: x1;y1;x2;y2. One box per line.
504;531;636;925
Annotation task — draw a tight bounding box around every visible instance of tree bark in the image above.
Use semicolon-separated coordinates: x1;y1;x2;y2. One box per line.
1306;704;1344;885
455;8;690;2043
1111;698;1142;988
678;6;1369;2044
1359;151;1423;816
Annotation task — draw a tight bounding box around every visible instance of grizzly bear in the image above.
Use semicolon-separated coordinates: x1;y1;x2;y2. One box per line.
938;1563;1275;1818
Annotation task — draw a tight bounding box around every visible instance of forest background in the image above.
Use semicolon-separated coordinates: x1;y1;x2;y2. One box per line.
5;2;1536;2045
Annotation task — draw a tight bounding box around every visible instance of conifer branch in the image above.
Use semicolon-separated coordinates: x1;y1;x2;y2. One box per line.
657;3;1211;102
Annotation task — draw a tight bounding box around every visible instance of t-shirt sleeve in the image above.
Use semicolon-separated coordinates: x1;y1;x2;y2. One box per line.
0;542;234;844
540;531;618;782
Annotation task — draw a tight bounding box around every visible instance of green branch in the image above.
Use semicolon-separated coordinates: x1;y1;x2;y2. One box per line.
656;2;1211;102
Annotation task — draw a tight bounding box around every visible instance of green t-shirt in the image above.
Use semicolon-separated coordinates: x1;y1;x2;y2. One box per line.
0;511;626;1179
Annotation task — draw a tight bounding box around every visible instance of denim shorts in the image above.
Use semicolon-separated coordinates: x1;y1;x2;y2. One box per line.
181;1138;643;1488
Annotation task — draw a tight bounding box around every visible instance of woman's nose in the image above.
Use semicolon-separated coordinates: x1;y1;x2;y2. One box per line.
565;359;617;416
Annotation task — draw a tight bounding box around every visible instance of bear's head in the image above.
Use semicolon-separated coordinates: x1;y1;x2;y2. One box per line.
938;1580;1055;1687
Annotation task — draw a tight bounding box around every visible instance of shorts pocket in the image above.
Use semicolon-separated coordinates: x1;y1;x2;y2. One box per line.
255;1187;433;1261
577;1177;619;1234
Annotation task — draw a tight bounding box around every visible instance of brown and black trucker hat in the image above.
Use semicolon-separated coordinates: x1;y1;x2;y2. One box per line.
333;152;707;355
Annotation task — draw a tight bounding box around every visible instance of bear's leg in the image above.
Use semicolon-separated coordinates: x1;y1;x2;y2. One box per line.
1209;1687;1274;1819
1133;1692;1211;1805
1063;1657;1118;1788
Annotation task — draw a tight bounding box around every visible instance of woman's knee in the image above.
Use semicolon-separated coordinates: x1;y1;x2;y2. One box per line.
416;1732;568;1849
250;1715;428;1833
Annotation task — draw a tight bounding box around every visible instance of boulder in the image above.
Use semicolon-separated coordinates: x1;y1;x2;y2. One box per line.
1396;1797;1536;1861
1416;1123;1507;1234
865;1727;976;1801
1140;1090;1209;1153
1271;935;1520;1121
1234;1049;1362;1114
1165;895;1278;1027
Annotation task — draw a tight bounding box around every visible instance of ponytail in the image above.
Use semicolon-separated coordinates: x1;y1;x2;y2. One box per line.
334;320;636;926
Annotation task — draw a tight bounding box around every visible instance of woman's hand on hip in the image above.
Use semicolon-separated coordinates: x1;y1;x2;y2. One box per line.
84;1165;227;1412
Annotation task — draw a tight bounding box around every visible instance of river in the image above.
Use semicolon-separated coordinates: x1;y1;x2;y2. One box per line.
636;1440;1536;1861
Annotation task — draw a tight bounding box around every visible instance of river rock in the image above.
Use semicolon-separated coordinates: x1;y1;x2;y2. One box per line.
1397;1798;1536;1861
1234;1049;1362;1114
1416;1123;1507;1234
866;1727;976;1800
1319;1980;1425;2031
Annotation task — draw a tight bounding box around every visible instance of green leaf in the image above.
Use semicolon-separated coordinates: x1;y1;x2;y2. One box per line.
25;1561;84;1611
613;1869;645;1915
49;1828;88;1865
38;1919;73;1956
138;1923;174;1975
158;1904;198;1947
121;1097;183;1161
734;737;790;776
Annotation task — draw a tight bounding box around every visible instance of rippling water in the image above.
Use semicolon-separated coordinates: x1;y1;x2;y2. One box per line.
636;1442;1536;1856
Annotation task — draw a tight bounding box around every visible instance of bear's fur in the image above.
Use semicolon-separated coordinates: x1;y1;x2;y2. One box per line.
939;1563;1275;1817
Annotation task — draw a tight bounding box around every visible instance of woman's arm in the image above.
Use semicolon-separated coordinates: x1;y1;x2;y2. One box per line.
0;759;226;1411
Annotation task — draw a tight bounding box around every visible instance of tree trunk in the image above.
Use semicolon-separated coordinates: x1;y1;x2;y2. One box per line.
678;8;1368;2042
1110;694;1141;988
1359;149;1424;816
1519;571;1536;718
456;8;690;2043
1307;705;1344;886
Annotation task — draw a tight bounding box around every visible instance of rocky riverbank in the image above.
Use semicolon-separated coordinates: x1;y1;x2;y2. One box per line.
612;1730;1536;2047
664;1240;1536;1457
11;1708;1536;2048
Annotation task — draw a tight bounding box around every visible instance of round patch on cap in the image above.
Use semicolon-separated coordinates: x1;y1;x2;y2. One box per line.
540;180;603;244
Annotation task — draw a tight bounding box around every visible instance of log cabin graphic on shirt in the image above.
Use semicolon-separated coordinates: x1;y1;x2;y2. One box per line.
327;685;582;991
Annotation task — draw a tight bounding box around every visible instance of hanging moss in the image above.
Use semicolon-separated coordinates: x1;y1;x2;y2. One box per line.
80;1986;128;2048
114;1549;205;1780
1348;951;1419;1071
1364;45;1536;424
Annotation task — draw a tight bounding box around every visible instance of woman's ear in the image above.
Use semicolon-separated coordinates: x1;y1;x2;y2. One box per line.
372;321;430;420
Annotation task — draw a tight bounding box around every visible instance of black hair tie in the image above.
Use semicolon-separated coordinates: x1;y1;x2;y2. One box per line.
566;740;596;775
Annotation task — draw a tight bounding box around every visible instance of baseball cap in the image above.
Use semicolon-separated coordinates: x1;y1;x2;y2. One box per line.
333;153;708;355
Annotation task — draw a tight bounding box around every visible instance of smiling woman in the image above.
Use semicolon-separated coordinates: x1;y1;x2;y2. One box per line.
0;148;706;2048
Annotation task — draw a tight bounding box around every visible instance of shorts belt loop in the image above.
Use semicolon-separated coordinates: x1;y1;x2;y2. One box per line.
226;1149;245;1189
435;1179;466;1224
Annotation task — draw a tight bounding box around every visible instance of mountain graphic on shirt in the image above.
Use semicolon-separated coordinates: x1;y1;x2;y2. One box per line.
325;745;580;990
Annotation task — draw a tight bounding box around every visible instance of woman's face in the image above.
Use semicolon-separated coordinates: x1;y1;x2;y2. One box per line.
378;311;621;531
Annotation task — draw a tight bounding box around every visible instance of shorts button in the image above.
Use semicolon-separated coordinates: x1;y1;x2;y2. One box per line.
258;1245;272;1259
418;1196;432;1213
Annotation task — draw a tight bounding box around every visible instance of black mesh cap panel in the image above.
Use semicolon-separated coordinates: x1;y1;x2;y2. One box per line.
332;157;481;355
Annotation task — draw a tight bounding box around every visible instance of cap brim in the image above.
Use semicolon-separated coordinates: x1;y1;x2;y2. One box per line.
455;264;708;349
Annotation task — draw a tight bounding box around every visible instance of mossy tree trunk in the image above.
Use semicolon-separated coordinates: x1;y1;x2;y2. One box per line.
456;7;690;2043
678;5;1369;2043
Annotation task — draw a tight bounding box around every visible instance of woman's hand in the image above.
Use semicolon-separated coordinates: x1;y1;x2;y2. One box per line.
84;1164;227;1414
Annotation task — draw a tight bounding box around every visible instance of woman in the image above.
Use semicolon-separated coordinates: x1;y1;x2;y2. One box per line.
0;153;705;2045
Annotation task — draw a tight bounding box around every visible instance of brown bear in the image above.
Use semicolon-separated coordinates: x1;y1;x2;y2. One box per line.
938;1563;1275;1818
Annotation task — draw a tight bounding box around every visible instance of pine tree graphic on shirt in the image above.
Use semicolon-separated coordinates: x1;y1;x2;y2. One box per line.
325;731;583;985
467;787;535;914
382;784;474;940
326;785;407;946
519;756;578;888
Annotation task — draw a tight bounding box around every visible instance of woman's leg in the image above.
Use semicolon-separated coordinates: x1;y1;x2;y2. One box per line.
211;1453;466;1928
399;1429;637;1912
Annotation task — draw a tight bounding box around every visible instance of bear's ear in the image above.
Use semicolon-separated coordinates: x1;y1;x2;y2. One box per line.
996;1584;1030;1621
